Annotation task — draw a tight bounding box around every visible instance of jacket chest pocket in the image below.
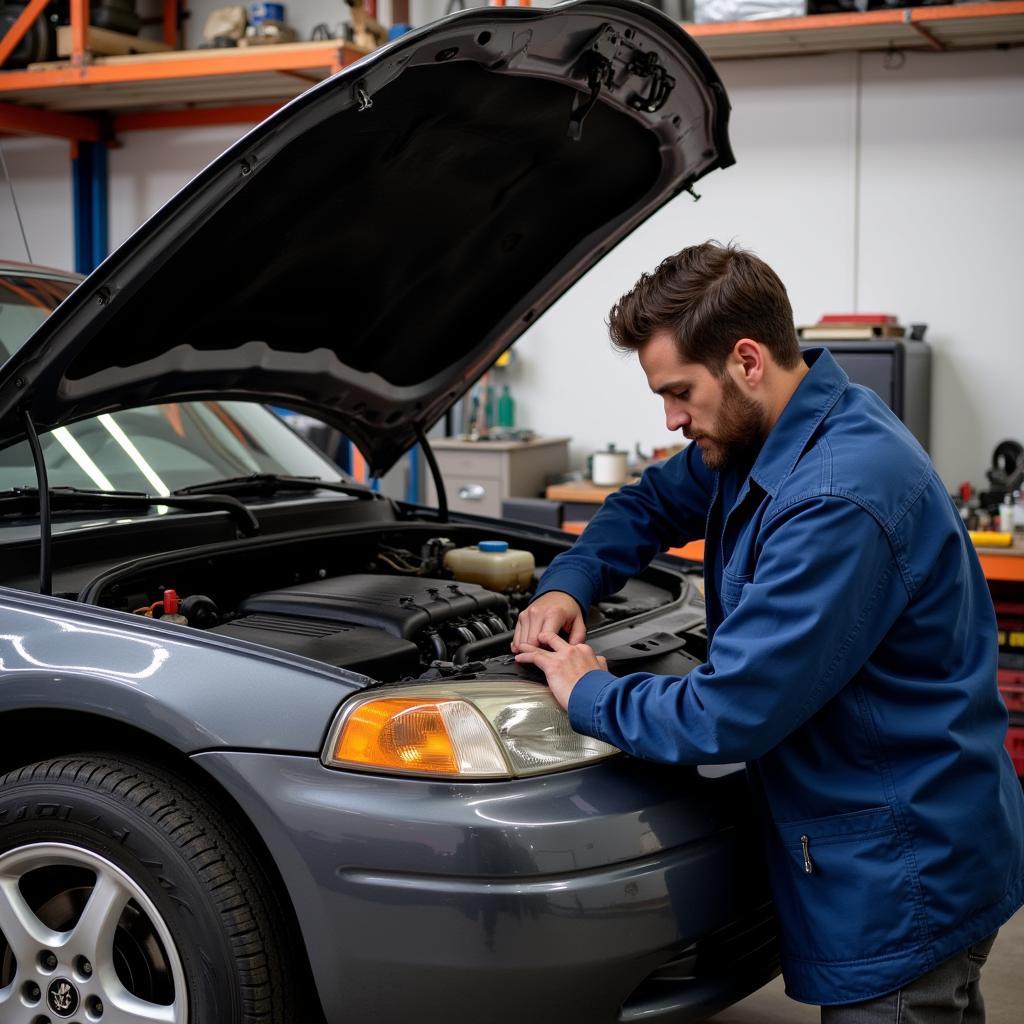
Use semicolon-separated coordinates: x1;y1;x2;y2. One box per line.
719;568;752;615
770;806;922;965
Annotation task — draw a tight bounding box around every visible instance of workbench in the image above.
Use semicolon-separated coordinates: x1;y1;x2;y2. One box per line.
974;537;1024;584
547;480;1024;578
545;478;704;562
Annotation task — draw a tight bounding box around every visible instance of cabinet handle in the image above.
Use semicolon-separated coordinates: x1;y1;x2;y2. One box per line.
458;484;486;501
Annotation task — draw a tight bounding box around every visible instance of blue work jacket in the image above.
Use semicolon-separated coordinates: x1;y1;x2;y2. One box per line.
536;349;1024;1005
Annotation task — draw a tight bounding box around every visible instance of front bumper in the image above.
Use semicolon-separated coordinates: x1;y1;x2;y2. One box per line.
193;751;778;1024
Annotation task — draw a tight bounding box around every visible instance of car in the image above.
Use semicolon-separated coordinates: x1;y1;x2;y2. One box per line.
0;3;779;1023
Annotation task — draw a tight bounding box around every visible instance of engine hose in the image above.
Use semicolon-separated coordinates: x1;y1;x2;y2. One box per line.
467;618;492;640
485;615;507;635
426;630;448;662
450;625;476;647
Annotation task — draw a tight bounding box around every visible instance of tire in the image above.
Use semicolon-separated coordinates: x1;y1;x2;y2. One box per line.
0;755;298;1023
0;4;54;68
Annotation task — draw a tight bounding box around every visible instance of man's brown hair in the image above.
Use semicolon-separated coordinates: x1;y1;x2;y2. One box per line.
608;241;801;373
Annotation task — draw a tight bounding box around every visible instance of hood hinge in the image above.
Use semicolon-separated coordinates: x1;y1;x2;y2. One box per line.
567;24;621;143
627;49;675;115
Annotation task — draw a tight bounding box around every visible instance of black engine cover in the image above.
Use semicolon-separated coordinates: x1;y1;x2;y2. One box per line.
240;574;511;640
209;612;421;679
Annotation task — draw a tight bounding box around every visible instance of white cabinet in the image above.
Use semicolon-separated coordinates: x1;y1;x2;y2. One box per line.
423;437;570;519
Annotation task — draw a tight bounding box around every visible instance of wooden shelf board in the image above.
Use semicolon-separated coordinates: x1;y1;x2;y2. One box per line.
0;38;369;112
0;5;1021;128
2;73;315;111
546;480;639;503
696;29;919;59
688;3;1024;58
56;25;173;58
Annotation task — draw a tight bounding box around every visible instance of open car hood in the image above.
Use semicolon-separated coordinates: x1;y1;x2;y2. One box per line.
0;0;732;475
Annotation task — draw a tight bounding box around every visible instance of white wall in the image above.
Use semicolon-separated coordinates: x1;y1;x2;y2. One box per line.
510;50;862;469
108;126;246;247
511;46;1024;488
2;37;1021;488
856;47;1024;493
0;136;74;269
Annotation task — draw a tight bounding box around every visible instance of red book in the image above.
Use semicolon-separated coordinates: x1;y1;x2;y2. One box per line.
819;313;898;325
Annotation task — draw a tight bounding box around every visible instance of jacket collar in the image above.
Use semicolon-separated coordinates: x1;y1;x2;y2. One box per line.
748;348;849;497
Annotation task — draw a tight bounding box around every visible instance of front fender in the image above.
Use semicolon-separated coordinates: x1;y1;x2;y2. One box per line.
0;588;367;752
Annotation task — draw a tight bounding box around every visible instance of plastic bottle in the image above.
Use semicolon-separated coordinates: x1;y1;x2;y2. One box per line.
444;540;535;592
497;385;515;429
999;494;1016;535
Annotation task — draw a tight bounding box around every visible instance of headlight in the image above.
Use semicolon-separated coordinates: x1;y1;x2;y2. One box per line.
322;680;619;779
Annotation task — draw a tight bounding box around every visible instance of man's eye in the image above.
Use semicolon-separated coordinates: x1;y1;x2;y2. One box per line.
674;391;690;401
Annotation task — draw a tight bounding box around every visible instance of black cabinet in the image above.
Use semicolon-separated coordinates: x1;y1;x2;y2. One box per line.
800;340;932;452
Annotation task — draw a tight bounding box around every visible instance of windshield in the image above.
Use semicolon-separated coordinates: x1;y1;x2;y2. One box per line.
0;269;343;494
0;271;73;361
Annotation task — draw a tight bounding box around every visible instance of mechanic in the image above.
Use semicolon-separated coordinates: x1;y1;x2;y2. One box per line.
512;241;1024;1021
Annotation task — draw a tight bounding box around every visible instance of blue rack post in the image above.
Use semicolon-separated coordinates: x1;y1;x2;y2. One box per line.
71;140;108;274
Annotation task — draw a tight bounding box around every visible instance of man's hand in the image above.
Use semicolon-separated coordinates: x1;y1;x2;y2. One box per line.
511;591;586;653
514;633;608;710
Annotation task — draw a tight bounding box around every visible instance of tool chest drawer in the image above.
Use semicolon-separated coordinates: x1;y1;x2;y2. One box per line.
1006;726;1024;780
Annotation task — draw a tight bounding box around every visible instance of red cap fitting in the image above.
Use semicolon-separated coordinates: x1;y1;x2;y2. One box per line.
162;588;180;614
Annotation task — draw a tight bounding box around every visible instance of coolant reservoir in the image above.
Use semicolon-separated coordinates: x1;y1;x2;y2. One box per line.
444;541;535;592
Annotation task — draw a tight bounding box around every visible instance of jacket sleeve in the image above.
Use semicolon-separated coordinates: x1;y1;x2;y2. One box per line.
567;495;910;764
534;444;714;612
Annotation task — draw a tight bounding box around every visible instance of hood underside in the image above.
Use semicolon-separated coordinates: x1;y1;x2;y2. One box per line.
0;0;732;474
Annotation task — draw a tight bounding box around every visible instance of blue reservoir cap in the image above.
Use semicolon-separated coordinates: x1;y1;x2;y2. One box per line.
478;540;509;553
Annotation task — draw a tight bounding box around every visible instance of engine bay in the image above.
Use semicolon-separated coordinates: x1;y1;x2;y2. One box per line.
213;574;513;678
82;524;704;684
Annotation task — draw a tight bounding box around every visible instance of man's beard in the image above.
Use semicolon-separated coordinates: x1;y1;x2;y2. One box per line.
690;375;769;470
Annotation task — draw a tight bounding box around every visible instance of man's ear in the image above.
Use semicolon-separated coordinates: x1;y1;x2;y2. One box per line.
731;338;765;388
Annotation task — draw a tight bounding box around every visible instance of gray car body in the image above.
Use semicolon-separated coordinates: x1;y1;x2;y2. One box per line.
0;3;777;1020
0;564;775;1022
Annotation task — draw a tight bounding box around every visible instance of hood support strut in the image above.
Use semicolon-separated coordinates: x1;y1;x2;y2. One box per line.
414;425;448;523
21;409;52;596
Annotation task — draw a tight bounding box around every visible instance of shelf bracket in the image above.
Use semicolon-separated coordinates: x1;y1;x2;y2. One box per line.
905;10;946;51
0;103;101;142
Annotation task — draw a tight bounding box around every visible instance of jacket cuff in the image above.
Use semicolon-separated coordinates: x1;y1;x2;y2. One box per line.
533;566;597;616
568;669;619;742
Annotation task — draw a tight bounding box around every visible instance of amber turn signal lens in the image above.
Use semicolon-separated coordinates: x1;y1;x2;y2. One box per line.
323;682;617;779
333;698;461;774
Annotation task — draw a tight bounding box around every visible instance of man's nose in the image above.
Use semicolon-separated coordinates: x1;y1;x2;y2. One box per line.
665;404;690;432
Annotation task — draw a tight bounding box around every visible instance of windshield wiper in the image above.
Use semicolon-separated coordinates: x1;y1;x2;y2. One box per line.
0;486;260;537
174;473;382;501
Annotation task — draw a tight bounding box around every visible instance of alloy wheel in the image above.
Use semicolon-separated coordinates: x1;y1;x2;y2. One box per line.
0;842;187;1023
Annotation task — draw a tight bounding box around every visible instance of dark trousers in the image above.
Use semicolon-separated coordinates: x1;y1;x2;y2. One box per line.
821;932;998;1023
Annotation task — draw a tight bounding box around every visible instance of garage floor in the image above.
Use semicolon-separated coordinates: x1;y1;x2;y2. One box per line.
707;905;1024;1022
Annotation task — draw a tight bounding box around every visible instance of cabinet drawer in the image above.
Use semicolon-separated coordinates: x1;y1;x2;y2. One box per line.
435;450;504;478
429;473;502;518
